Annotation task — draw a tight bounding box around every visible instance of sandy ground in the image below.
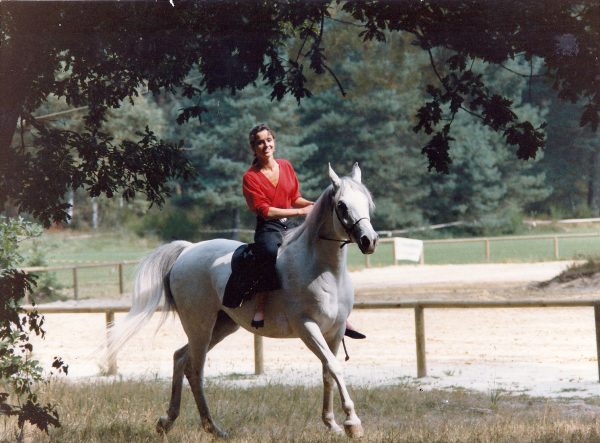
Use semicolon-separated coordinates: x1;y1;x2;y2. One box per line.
30;261;600;398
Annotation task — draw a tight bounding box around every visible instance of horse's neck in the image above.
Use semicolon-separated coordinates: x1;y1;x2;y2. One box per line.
310;213;349;275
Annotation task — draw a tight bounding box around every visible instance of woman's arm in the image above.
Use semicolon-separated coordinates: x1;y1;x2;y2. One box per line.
292;197;315;208
265;204;313;219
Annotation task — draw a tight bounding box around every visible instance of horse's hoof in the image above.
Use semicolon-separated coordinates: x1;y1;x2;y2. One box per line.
156;416;173;434
203;422;229;439
329;423;343;434
344;421;364;439
215;429;229;439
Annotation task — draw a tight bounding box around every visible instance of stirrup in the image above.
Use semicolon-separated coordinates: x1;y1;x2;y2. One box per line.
251;319;264;329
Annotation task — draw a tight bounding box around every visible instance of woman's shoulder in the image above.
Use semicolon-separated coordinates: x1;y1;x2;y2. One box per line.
276;158;294;169
243;164;261;181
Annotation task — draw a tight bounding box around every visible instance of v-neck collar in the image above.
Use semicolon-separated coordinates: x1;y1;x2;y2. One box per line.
258;159;280;189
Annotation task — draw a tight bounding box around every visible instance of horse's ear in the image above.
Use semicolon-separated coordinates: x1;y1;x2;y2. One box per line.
351;162;361;183
328;163;341;190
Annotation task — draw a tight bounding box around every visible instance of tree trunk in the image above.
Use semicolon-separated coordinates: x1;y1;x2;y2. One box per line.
0;5;49;212
92;198;99;229
66;190;75;224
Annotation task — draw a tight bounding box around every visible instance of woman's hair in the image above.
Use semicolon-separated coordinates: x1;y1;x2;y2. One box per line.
248;123;275;148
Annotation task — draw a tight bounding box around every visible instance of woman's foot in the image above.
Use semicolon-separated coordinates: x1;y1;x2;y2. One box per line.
251;310;264;329
344;321;366;339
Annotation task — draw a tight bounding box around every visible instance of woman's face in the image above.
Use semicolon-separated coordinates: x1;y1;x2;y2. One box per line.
252;129;276;164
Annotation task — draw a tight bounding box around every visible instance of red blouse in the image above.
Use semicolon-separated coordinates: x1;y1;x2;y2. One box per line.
243;159;301;219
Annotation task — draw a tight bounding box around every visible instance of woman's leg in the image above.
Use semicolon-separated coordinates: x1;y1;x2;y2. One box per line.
251;221;285;327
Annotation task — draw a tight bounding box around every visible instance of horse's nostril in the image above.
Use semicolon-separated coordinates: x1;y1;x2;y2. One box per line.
360;235;370;249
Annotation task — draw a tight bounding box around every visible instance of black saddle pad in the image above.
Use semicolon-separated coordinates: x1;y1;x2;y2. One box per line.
222;244;258;308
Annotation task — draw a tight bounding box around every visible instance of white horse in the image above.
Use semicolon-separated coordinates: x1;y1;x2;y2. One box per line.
107;163;379;438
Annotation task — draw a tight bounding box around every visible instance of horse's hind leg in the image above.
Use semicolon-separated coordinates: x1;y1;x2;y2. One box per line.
157;311;238;436
185;310;239;438
157;344;189;434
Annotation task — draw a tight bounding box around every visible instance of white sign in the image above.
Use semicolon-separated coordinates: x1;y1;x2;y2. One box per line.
393;237;423;262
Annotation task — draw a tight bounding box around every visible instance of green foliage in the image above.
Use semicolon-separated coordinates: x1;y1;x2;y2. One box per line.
134;204;202;241
421;57;551;234
24;240;64;302
0;217;68;439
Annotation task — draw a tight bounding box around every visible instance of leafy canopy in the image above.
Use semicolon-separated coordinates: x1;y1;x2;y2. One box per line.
1;1;599;225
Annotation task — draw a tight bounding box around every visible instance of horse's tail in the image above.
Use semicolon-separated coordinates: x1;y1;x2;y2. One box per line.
106;240;191;363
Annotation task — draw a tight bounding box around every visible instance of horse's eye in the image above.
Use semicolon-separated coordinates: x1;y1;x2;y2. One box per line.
337;201;348;214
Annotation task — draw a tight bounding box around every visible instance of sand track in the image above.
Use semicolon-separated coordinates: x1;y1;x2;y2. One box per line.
31;261;600;397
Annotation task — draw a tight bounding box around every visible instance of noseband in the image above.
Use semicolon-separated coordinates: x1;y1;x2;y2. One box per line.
319;193;370;249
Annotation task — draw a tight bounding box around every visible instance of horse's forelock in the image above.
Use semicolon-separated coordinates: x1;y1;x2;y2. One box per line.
337;177;375;212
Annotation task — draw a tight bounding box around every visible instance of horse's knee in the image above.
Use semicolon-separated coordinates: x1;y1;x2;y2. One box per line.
174;345;188;361
325;359;343;377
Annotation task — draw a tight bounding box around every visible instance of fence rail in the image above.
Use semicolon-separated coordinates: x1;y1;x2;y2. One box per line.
23;297;600;382
377;232;600;266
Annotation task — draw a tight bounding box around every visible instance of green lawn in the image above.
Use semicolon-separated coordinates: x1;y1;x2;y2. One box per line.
19;231;160;300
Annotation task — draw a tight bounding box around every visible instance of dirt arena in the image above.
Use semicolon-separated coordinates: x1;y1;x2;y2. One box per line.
31;261;600;398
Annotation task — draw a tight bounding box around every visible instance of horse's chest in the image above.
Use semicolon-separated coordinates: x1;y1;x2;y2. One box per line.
302;275;352;317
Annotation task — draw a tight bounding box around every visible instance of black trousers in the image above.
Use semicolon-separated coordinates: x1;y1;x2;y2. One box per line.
253;217;289;291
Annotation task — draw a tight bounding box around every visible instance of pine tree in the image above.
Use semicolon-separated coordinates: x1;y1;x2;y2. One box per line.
422;57;551;233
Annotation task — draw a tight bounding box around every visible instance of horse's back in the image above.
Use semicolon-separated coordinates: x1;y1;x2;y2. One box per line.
170;238;242;309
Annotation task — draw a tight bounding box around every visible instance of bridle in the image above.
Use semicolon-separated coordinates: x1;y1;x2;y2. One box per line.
319;192;370;249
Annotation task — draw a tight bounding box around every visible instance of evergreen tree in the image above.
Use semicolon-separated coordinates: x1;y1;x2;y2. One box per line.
531;95;600;217
423;57;551;233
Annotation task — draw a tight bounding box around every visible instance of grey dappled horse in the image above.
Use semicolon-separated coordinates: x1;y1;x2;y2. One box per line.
107;163;379;438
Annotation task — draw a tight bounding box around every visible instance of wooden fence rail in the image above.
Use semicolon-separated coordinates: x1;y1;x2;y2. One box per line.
23;298;600;382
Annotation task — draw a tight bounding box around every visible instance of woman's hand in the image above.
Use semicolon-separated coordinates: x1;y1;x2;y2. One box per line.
297;204;313;216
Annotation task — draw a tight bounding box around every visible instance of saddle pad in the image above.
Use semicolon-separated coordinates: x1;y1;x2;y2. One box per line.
222;244;255;308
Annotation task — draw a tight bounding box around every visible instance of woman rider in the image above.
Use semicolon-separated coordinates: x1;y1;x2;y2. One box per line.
242;123;364;339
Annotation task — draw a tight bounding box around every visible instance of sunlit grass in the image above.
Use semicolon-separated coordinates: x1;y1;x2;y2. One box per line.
5;380;600;442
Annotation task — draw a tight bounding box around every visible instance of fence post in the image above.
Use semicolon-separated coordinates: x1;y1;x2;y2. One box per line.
254;335;264;375
365;254;371;268
554;237;559;259
105;310;117;376
118;263;124;295
414;305;427;378
72;268;79;300
485;239;490;262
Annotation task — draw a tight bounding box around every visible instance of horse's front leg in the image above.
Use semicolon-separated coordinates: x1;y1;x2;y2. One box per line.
297;320;363;439
322;337;343;434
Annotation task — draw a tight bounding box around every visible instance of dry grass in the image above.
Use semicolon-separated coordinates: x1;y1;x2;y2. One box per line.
537;258;600;288
3;380;600;442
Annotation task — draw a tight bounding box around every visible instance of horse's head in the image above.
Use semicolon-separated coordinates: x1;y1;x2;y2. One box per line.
328;163;379;254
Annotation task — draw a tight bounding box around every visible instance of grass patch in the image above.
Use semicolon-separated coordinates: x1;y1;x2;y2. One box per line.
538;258;600;287
5;380;600;442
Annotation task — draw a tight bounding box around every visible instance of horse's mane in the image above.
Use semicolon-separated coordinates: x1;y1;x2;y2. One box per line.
280;177;374;250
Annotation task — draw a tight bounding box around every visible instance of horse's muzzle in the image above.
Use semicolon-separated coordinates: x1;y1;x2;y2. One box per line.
358;232;378;254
